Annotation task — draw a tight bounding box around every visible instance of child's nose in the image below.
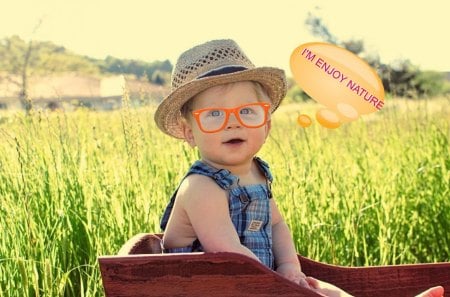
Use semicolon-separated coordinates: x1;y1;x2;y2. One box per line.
226;113;241;129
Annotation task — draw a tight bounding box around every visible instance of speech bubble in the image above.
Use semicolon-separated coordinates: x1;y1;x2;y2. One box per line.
290;42;385;128
297;114;312;128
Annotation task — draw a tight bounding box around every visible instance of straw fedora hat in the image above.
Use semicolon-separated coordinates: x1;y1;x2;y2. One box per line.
154;39;287;139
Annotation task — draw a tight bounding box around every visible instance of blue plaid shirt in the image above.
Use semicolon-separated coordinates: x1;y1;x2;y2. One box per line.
160;157;274;269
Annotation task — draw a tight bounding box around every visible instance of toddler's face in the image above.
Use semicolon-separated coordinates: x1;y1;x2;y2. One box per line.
182;81;271;168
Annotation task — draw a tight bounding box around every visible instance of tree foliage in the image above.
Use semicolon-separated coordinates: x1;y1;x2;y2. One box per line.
0;35;101;75
99;56;172;85
305;12;337;44
0;35;172;83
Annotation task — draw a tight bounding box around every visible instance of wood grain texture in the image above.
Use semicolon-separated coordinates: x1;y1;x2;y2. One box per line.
99;233;450;296
299;255;450;297
100;253;323;297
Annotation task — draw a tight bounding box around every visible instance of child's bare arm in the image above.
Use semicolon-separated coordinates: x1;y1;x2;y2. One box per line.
271;199;309;287
179;174;260;261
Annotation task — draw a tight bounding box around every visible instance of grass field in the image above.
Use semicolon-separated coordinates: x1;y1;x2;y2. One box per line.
0;97;449;296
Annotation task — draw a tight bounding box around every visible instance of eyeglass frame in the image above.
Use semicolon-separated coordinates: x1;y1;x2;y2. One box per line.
191;102;271;133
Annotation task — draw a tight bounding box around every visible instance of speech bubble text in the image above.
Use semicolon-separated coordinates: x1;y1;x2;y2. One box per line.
291;43;385;128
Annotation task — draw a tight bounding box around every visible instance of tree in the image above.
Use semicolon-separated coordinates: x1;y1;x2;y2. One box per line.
101;57;172;82
0;19;45;113
305;12;337;44
0;35;102;112
151;70;170;86
411;70;447;98
340;40;364;56
0;35;39;113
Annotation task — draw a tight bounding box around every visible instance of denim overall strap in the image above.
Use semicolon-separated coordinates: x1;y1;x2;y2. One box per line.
254;157;273;189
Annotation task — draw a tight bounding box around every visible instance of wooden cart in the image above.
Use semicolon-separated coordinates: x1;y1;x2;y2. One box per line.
99;233;449;296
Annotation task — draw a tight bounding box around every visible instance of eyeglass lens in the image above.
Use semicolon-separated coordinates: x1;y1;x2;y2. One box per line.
198;103;267;132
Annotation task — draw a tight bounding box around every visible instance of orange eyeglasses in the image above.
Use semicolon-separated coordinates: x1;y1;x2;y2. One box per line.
192;102;271;133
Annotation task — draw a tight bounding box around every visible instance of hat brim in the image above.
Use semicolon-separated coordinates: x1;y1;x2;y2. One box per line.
154;67;287;139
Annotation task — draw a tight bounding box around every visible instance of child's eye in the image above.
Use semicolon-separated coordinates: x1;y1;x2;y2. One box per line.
207;110;224;117
240;107;254;115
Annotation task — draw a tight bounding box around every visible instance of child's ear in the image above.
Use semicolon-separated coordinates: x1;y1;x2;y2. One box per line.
182;122;196;147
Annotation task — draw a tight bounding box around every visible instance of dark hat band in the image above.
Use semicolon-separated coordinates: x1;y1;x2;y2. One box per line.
197;66;248;79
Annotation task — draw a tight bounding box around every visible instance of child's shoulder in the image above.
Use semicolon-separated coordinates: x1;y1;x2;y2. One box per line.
177;173;228;204
182;173;218;187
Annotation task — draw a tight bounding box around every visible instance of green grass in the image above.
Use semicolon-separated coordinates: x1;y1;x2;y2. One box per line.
0;97;449;296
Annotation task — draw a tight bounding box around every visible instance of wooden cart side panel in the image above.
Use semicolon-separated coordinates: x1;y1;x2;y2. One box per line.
99;253;323;297
299;255;450;297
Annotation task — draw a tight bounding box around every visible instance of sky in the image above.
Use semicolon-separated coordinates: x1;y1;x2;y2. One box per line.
1;0;449;74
